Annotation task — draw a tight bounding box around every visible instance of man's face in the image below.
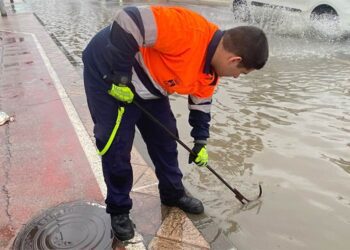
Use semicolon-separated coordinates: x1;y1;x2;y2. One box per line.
214;56;254;78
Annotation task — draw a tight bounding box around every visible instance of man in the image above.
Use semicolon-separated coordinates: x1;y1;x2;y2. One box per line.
82;5;268;241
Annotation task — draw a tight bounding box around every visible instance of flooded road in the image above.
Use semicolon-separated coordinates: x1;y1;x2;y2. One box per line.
25;0;350;249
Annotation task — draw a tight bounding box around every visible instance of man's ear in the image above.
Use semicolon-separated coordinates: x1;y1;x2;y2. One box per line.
229;56;242;65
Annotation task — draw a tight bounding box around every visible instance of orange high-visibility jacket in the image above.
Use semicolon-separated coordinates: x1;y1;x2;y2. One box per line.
88;5;224;141
108;5;222;101
140;6;219;98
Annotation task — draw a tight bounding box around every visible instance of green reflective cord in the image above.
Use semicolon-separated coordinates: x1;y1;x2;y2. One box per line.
97;106;125;156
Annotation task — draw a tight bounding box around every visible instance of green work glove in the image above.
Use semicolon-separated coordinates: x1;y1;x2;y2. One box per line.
108;84;134;104
188;143;208;167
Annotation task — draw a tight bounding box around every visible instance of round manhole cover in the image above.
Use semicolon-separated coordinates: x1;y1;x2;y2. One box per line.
13;201;113;249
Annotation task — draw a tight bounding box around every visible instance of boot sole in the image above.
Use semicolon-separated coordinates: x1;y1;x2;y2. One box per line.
180;206;204;214
113;231;135;241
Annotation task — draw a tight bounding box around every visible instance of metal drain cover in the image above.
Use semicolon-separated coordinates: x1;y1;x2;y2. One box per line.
13;201;113;249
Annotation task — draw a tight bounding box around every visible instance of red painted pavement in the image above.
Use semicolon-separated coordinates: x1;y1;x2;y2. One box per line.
0;31;103;248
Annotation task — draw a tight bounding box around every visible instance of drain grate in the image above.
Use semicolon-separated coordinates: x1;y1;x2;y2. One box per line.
13;201;113;249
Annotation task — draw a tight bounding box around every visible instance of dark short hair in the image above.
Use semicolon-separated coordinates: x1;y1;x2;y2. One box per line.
222;26;269;70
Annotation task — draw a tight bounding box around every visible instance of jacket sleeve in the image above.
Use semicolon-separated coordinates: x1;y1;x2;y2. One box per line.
188;73;218;143
103;6;157;84
188;95;212;143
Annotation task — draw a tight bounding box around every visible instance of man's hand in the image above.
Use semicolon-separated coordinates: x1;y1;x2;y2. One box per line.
188;143;208;167
108;84;134;104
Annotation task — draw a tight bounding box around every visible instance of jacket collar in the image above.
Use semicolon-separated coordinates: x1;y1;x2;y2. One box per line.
204;29;224;74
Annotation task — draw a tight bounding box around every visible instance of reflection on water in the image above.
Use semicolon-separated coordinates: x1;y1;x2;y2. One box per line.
27;0;350;249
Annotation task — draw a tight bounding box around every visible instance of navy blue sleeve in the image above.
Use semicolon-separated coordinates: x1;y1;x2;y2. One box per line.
103;22;138;84
103;6;147;85
188;95;212;142
188;109;211;142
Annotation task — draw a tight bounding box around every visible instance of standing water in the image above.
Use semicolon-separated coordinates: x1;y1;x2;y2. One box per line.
26;1;350;249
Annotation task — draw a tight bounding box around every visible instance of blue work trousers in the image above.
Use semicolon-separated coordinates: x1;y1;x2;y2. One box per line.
83;67;185;215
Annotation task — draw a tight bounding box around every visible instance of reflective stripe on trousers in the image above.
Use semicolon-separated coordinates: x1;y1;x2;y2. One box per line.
98;106;125;156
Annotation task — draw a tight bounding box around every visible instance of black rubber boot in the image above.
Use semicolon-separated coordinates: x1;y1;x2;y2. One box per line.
162;195;204;214
110;214;135;241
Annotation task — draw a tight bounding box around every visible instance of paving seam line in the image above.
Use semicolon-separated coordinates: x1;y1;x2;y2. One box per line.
131;182;159;192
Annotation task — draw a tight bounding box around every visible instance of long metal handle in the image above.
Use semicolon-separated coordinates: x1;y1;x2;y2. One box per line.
133;99;262;204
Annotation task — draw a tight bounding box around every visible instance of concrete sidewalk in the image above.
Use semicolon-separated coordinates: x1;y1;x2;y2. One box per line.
0;2;219;250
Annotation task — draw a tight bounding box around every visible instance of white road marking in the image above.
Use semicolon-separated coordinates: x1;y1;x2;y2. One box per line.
32;33;106;197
